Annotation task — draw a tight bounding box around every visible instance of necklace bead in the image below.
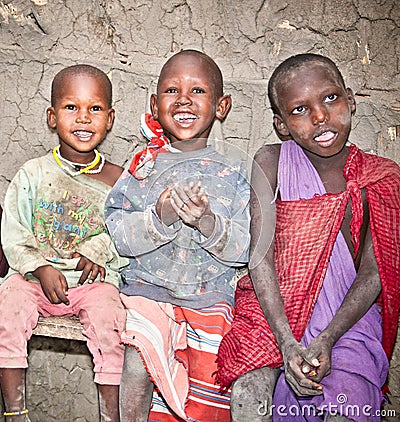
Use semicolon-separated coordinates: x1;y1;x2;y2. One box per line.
52;146;105;176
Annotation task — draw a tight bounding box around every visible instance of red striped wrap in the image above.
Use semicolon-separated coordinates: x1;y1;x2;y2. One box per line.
217;146;400;388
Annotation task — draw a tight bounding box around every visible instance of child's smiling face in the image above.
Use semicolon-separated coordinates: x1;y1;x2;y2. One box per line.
47;73;114;162
150;52;231;152
273;62;356;158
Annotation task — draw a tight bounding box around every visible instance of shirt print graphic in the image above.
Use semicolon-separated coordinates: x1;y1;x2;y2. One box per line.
34;188;105;257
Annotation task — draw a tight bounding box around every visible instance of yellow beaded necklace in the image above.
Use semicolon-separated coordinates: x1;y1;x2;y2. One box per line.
52;145;104;176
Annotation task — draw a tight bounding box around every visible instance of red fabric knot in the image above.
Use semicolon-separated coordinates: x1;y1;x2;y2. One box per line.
128;113;171;180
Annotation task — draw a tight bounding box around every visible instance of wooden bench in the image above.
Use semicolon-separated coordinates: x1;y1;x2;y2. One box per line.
33;316;86;341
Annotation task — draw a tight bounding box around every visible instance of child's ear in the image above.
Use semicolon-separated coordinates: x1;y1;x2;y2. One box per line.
346;88;356;115
47;107;57;129
215;94;232;122
106;108;115;131
150;94;159;120
273;114;290;137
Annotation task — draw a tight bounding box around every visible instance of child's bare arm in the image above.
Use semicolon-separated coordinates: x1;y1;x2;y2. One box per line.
304;226;380;380
249;146;323;396
32;265;69;305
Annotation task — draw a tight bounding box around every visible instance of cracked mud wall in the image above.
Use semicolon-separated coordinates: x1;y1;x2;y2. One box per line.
0;0;399;420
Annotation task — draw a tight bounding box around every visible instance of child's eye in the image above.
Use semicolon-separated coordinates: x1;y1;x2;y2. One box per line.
165;88;178;93
325;94;337;102
292;105;306;115
65;105;76;110
91;105;102;112
192;87;205;94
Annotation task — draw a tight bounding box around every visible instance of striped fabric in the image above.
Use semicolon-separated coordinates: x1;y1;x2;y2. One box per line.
217;144;400;388
121;295;232;421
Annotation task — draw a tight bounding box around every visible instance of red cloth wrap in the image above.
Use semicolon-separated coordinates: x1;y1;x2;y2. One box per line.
216;146;400;388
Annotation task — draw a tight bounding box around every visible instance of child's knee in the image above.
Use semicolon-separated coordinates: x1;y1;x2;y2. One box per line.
79;286;126;335
0;275;31;302
0;278;39;333
231;367;279;421
123;346;149;379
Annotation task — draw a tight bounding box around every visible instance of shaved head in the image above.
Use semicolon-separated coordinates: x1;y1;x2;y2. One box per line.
51;64;112;108
268;53;345;116
158;50;224;97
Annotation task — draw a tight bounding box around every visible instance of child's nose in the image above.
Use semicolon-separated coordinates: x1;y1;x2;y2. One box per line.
175;93;192;106
312;106;328;125
76;110;91;123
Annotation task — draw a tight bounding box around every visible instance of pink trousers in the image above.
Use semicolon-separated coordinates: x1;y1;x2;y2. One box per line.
0;274;126;385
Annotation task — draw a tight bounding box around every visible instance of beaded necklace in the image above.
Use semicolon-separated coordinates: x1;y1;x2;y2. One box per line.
52;145;105;176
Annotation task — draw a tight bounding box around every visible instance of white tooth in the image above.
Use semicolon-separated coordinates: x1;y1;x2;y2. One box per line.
176;114;195;121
